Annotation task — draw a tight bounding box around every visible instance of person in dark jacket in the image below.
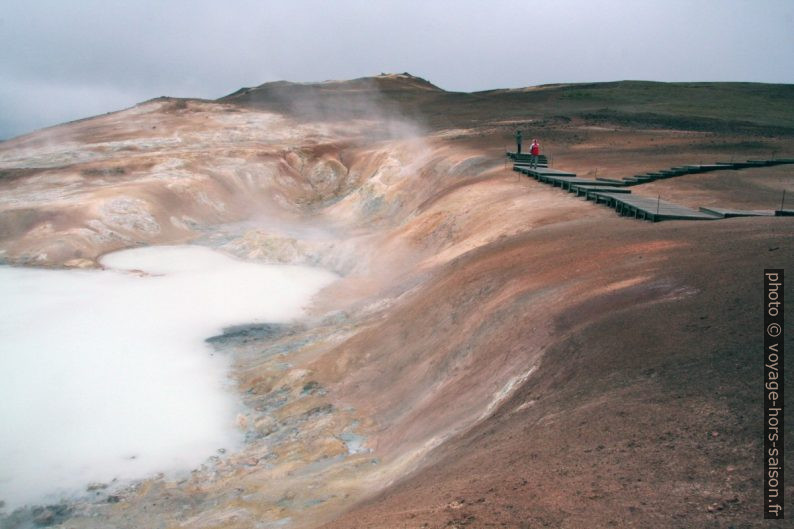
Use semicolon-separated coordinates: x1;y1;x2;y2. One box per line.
515;130;523;154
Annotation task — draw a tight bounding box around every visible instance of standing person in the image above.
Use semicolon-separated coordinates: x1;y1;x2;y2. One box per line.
530;139;540;168
515;130;523;154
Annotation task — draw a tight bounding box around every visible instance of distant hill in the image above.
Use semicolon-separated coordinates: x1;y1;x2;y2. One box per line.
217;73;444;123
219;74;794;135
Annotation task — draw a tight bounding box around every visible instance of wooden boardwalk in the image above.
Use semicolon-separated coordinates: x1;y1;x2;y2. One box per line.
513;162;550;169
699;207;776;218
608;159;794;187
549;177;624;190
573;185;632;199
508;153;794;222
595;193;720;221
514;166;577;178
507;152;549;164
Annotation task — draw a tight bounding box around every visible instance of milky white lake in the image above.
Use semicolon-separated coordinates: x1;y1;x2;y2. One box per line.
0;245;337;510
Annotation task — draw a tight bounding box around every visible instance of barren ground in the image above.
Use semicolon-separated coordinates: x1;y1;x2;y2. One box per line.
0;74;792;529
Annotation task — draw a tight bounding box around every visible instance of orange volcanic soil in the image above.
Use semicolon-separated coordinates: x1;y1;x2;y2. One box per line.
322;218;792;528
0;74;792;529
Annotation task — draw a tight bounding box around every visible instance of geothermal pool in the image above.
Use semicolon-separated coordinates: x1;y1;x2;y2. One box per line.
0;245;337;510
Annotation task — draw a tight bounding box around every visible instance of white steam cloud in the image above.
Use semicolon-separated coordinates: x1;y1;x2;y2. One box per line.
0;245;337;510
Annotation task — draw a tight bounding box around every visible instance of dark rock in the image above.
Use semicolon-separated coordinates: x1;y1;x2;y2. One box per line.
302;381;322;395
205;323;299;347
30;504;71;527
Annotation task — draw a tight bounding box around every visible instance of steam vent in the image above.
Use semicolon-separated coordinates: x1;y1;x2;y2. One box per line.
1;73;792;529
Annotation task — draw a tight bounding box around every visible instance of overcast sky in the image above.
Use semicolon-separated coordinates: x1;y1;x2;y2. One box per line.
1;0;793;139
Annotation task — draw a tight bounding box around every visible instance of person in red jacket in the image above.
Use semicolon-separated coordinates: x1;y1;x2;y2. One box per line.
530;139;541;168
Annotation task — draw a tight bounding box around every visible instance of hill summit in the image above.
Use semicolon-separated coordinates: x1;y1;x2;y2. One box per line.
221;72;442;102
